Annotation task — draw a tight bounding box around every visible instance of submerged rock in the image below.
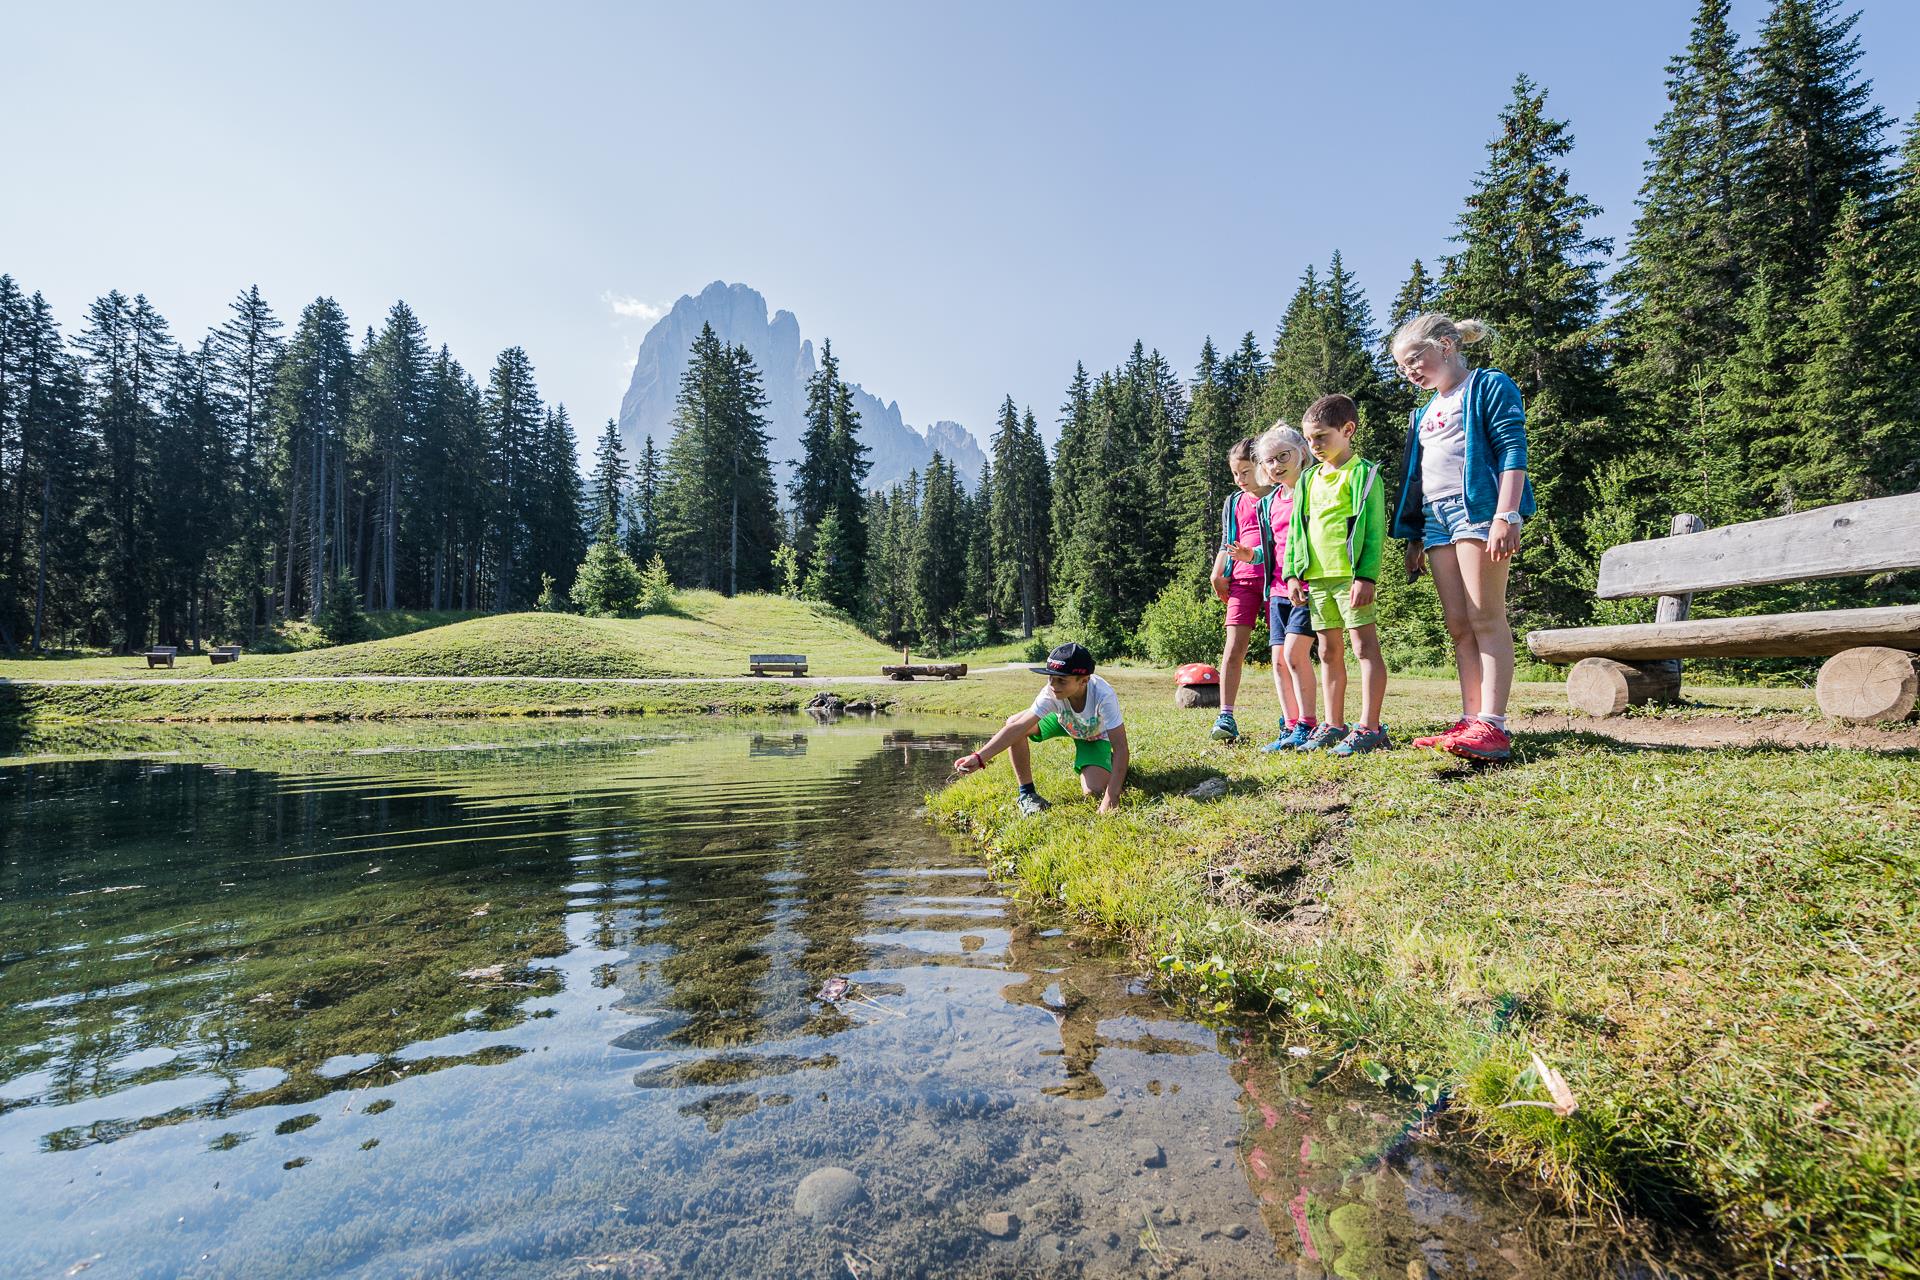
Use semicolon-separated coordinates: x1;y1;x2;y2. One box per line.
793;1166;865;1222
1186;776;1229;801
978;1210;1019;1238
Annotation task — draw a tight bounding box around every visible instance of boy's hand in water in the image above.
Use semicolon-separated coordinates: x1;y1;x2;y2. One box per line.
952;751;984;776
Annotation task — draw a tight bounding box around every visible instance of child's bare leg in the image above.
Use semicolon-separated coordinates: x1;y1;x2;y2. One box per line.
1318;628;1348;726
1455;540;1515;718
1350;623;1387;729
1269;646;1299;720
1220;624;1253;707
1284;632;1316;722
1079;765;1111;797
1006;722;1036;787
1426;545;1482;718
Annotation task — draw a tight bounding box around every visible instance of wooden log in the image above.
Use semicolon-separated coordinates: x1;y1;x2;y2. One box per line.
1566;657;1682;717
1527;604;1920;662
1596;492;1920;599
1815;646;1919;723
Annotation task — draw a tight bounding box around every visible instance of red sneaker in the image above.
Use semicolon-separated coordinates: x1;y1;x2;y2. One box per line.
1413;718;1469;750
1443;719;1512;762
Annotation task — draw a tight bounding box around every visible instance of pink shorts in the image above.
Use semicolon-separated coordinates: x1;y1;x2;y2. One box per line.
1224;580;1263;628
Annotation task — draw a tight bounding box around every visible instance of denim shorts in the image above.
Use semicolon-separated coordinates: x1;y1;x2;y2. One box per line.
1267;595;1314;638
1422;495;1493;549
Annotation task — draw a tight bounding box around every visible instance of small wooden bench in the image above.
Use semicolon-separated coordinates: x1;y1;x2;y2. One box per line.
1527;494;1920;722
145;646;178;669
210;645;242;665
748;653;808;677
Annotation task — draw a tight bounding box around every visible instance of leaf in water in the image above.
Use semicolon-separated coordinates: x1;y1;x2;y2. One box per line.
817;977;849;1002
1360;1060;1392;1088
1498;1050;1578;1118
458;964;507;982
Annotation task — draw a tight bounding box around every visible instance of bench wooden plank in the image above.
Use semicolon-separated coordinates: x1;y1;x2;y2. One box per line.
1528;604;1920;662
1595;493;1920;599
749;653;808;664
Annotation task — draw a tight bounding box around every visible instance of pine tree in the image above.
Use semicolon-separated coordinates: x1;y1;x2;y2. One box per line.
1048;362;1093;616
210;286;283;639
1613;0;1760;436
479;346;543;610
791;337;842;563
1442;76;1614;625
589;417;628;540
354;301;429;611
625;433;660;567
532;405;586;598
1748;0;1891;300
989;395;1050;636
658;327;780;595
270;298;355;620
910;453;968;651
825;373;870;611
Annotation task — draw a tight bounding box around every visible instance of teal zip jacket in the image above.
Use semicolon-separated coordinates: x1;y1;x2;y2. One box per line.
1282;455;1386;585
1242;487;1290;602
1388;367;1536;539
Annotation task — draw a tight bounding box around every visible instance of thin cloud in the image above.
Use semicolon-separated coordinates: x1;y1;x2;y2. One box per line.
604;292;665;324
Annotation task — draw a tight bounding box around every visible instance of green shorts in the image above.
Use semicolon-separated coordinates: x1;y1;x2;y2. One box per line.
1306;577;1376;633
1030;713;1114;774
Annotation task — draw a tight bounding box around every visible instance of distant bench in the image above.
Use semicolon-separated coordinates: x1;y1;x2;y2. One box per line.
210;645;242;665
145;646;178;669
1526;493;1920;722
749;653;808;677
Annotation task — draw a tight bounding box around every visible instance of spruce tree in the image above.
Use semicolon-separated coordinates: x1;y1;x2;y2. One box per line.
355;301;429;611
624;433;660;567
825;373;870;610
791;337;841;563
1748;0;1890;300
479;346;543;610
1442;75;1613;625
1613;0;1760;435
270;298;354;620
589;417;627;540
210;286;283;639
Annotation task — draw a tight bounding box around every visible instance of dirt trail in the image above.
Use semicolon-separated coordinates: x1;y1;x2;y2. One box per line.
1513;711;1920;752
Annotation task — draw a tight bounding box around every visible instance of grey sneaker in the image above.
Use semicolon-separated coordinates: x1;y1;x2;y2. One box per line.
1331;725;1391;756
1016;791;1051;816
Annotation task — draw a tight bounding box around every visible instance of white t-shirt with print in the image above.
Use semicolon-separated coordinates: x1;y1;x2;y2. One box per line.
1418;381;1470;501
1029;675;1124;741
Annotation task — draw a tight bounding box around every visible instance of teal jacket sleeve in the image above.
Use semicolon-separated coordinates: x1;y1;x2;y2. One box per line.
1480;370;1528;473
1353;462;1387;582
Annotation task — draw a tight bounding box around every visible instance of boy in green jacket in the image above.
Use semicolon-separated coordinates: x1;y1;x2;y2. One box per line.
1281;395;1390;755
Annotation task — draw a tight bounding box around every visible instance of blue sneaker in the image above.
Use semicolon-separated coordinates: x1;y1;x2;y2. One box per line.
1210;711;1239;742
1296;723;1348;753
1260;722;1310;753
1330;724;1392;756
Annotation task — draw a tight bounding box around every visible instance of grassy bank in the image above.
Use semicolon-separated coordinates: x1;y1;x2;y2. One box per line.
920;672;1917;1277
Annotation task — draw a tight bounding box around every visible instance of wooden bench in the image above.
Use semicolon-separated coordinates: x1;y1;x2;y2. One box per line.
210;645;242;665
1526;494;1920;722
145;646;178;669
748;653;808;677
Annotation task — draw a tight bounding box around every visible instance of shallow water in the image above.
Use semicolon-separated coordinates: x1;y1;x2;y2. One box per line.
0;717;1710;1278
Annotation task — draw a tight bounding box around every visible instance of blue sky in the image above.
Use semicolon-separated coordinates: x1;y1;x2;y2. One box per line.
6;2;1918;453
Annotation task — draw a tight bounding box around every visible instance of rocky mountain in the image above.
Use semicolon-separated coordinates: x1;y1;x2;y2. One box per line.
616;281;986;493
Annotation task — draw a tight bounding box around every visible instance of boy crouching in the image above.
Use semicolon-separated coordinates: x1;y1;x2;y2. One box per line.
951;643;1129;815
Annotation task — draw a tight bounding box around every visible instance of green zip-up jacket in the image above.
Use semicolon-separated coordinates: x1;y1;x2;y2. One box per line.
1281;455;1386;585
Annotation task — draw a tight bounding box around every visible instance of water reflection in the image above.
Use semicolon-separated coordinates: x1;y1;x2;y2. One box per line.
0;718;1711;1278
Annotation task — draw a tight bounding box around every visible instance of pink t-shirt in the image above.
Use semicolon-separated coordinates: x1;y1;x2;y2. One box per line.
1232;492;1264;587
1267;486;1295;590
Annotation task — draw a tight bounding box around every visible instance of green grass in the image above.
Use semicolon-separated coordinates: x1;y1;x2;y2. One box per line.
0;593;902;682
920;669;1918;1277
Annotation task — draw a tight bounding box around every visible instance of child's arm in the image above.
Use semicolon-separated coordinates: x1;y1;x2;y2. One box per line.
1351;467;1388;606
1097;726;1129;814
953;710;1041;775
1210;549;1231;602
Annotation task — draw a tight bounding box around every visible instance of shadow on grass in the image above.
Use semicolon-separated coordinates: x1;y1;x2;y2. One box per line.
1514;727;1919;761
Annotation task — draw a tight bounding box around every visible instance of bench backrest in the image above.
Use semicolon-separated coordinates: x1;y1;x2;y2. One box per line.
749;653;808;664
150;646;178;655
1597;492;1920;600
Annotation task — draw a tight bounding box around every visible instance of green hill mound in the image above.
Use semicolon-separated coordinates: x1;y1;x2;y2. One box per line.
242;593;901;679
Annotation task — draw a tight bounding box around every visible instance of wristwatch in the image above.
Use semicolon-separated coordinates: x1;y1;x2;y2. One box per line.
1494;511;1524;527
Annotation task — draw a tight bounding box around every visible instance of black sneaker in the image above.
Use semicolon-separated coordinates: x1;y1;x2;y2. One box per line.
1016;791;1051;817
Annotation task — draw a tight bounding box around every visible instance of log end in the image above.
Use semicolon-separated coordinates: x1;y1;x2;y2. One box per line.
1567;657;1681;717
1815;646;1919;723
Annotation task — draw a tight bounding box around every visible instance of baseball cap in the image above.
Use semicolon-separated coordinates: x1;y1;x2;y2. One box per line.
1030;642;1095;677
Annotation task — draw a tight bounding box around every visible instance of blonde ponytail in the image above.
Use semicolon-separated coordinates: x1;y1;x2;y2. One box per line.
1391;312;1493;359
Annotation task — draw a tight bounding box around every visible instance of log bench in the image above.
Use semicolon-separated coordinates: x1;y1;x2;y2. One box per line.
145;646;178;669
748;653;808;677
881;663;968;681
210;645;242;665
1526;493;1920;723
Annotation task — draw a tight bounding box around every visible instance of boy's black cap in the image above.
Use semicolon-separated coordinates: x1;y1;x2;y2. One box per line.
1030;642;1095;677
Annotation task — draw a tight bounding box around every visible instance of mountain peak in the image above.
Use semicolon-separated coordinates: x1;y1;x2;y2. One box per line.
617;282;985;491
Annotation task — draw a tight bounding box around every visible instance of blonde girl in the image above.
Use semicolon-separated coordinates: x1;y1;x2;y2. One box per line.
1208;437;1272;742
1386;313;1535;762
1241;423;1318;751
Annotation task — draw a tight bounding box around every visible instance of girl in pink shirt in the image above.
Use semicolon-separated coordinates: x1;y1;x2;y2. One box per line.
1208;437;1272;741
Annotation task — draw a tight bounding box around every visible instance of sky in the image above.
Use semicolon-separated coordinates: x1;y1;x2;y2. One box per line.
6;1;1919;456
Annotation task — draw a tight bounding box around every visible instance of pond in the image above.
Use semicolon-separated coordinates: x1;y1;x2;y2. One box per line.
0;717;1710;1278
